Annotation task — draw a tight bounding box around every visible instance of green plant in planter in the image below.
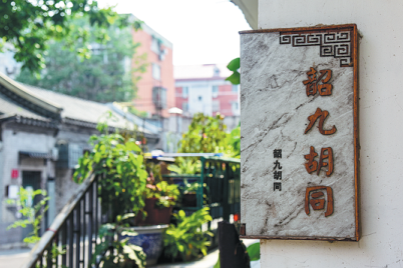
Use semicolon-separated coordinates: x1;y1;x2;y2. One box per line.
73;124;148;223
181;180;200;194
163;207;213;262
91;213;146;268
168;158;201;175
145;181;180;208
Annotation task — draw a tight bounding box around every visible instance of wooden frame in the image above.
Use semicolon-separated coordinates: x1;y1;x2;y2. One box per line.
239;24;360;241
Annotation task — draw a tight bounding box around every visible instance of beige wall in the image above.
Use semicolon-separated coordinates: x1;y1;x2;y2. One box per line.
257;0;403;267
132;28;175;118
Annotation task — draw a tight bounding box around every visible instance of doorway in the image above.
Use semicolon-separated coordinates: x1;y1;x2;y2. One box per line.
21;171;42;241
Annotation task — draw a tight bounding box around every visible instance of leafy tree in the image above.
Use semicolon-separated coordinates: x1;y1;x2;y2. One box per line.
228;124;240;158
178;113;229;154
16;17;146;102
0;0;132;72
173;113;239;175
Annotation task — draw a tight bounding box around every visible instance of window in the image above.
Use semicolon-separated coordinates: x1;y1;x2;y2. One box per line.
151;36;160;54
212;100;220;112
212;86;218;98
152;63;161;80
182;102;189;112
231;101;239;112
182;87;189;98
152;87;167;109
232;85;239;93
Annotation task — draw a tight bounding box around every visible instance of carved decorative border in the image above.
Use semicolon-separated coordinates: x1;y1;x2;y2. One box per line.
279;31;353;67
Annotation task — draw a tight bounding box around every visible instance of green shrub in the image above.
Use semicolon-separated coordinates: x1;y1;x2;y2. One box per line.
91;213;146;268
144;181;180;208
73;125;148;223
163;207;213;261
7;187;49;244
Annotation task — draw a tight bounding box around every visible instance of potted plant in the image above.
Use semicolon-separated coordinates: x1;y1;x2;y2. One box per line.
74;129;148;224
125;175;180;265
73;124;180;266
180;180;200;207
74;124;156;264
92;213;147;268
136;181;180;226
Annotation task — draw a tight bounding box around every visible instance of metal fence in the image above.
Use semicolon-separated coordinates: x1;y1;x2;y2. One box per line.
165;156;241;221
23;156;241;268
22;174;104;268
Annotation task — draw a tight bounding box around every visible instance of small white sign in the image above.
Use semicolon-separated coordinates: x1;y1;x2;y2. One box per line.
8;185;19;199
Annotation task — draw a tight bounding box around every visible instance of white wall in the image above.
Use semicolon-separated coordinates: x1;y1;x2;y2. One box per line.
257;1;403;267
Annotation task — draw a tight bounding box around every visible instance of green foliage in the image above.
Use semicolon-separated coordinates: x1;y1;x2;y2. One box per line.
167;158;201;175
7;187;49;244
91;214;146;268
0;0;138;72
128;106;148;118
144;181;180;208
73;126;148;223
17;17;147;103
36;245;67;268
181;180;200;194
228;125;240;158
173;113;240;176
178;113;229;155
247;242;260;261
213;242;260;268
177;113;240;160
225;57;240;85
163;208;213;262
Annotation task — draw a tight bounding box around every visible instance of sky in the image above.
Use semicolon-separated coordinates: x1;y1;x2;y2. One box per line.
97;0;251;66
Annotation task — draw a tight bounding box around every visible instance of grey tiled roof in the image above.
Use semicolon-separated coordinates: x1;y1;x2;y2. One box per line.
0;71;153;135
23;85;150;134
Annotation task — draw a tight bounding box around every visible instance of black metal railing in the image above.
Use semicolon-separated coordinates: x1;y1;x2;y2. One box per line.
22;174;104;268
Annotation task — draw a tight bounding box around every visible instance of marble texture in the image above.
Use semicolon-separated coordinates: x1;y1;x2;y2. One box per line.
240;32;356;239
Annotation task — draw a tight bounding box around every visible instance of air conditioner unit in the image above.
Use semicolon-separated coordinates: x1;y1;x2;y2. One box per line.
152;87;167;110
56;143;83;169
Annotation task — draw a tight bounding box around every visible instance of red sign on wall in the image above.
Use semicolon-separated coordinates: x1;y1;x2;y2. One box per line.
11;169;19;179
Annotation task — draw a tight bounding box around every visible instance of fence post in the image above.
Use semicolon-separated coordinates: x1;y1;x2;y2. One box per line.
222;163;230;221
218;221;250;268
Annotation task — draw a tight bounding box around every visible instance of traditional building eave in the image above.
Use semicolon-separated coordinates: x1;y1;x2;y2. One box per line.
231;0;258;30
0;115;59;130
0;72;63;120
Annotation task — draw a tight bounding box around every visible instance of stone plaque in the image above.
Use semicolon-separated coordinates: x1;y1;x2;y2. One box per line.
240;25;359;241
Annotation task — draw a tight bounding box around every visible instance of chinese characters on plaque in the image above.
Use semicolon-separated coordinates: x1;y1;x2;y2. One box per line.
273;149;282;191
303;67;335;217
240;25;359;240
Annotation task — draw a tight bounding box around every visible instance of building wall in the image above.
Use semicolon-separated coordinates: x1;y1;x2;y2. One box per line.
132;27;175;118
257;0;403;267
215;84;240;117
175;79;240;118
0;125;56;243
54;125;96;212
